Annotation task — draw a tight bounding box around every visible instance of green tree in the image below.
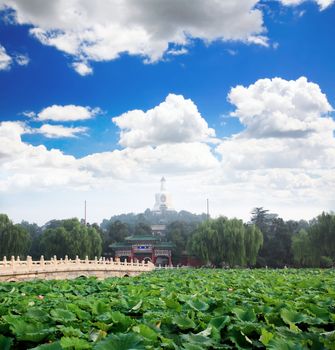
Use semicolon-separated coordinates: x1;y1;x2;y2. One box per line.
40;218;102;259
251;208;293;267
292;229;312;267
307;212;335;266
0;214;31;259
187;217;262;267
102;220;129;255
19;221;42;259
87;225;102;258
166;221;197;264
134;222;152;236
244;224;263;266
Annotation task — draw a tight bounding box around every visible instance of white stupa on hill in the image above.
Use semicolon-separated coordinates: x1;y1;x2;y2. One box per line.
153;177;174;213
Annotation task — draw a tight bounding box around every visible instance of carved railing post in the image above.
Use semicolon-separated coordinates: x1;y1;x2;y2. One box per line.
40;255;45;268
3;256;7;270
27;256;32;270
11;256;15;272
85;256;89;265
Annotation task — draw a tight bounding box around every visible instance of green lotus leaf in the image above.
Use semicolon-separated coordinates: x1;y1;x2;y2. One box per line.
50;309;77;323
0;335;13;350
268;337;304;350
173;315;196;330
163;298;182;312
187;299;209;312
3;315;53;342
60;336;91;349
93;332;145;350
133;323;158;341
232;307;256;322
209;315;230;330
260;328;274;346
181;333;213;347
29;341;63;350
280;309;306;324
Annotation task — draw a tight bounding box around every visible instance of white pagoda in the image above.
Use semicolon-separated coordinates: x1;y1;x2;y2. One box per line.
153;177;174;213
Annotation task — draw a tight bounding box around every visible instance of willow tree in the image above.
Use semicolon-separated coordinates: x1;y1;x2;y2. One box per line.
0;214;30;258
188;217;262;267
244;224;263;266
292;229;312;267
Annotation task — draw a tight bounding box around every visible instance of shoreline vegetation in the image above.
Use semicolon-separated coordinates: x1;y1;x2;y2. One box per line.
0;209;334;268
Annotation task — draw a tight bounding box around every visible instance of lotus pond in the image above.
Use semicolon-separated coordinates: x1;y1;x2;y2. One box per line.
0;269;334;349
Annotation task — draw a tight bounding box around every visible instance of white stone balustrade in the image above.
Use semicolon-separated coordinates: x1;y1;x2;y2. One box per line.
0;255;155;282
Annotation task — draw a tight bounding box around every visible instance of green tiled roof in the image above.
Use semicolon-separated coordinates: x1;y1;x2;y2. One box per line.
110;242;131;248
125;235;158;241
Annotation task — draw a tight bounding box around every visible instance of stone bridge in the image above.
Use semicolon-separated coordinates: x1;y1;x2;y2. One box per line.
0;256;155;282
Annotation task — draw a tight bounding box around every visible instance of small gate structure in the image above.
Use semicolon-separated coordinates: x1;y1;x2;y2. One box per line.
0;255;155;282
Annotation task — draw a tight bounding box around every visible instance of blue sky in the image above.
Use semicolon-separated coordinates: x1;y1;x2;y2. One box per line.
0;0;334;224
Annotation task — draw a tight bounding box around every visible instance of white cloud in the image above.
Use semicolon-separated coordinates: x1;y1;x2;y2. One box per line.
166;48;188;56
1;78;334;223
80;142;219;180
227;76;333;139
0;44;12;70
279;0;334;10
214;76;335;212
0;44;30;70
37;104;100;122
0;121;93;192
36;124;88;138
113;93;215;148
1;0;267;74
14;53;29;66
1;1;333;75
22;111;36;118
72;61;93;76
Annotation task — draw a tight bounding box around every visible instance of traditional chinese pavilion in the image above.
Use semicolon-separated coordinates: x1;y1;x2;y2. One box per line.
111;235;174;266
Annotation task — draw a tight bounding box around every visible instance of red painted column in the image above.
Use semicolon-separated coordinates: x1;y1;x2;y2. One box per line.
151;247;155;264
168;251;172;266
131;247;134;261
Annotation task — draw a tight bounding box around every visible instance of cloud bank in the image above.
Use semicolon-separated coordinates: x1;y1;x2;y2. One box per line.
1;0;333;75
0;77;334;221
1;0;267;74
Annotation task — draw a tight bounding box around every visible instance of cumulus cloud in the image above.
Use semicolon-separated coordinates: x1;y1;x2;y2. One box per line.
0;121;93;192
0;0;268;74
227;76;334;139
0;44;12;70
279;0;334;10
35;124;88;138
37;104;101;122
215;76;335;204
72;61;93;76
1;78;334;222
113;94;216;148
80;142;219;179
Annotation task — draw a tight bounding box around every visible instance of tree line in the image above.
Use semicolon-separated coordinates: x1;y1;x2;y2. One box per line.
0;209;334;267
